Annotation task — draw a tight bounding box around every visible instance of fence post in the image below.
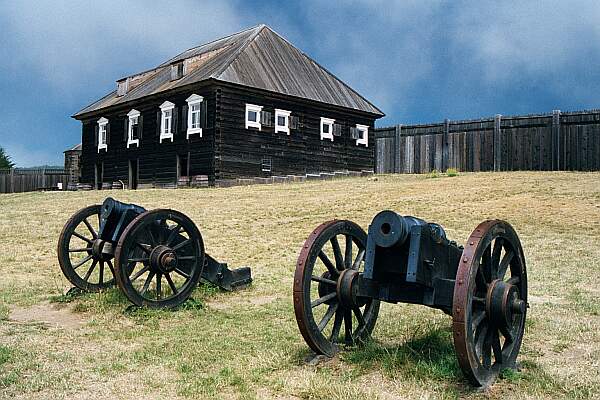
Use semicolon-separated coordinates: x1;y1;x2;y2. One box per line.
10;169;14;193
41;167;46;189
493;114;502;171
552;110;561;170
442;119;449;172
395;124;402;173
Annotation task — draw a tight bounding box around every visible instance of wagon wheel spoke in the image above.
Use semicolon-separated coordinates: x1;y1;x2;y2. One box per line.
353;307;366;329
99;261;104;284
311;275;336;285
82;218;98;239
72;231;92;244
352;249;365;270
172;239;191;251
330;236;344;271
73;254;93;270
177;256;197;261
140;271;155;296
69;247;91;253
146;226;157;247
136;242;152;254
491;330;503;364
174;268;190;279
476;265;487;290
83;259;98;281
491;238;503;279
475;324;488;358
481;245;492;283
344;235;353;269
482;327;493;368
128;257;149;263
156;273;162;300
106;260;115;275
130;265;149;282
329;309;343;343
343;310;353;344
472;311;486;331
318;303;338;332
318;250;338;277
311;292;337;308
501;325;515;344
164;273;178;295
165;224;182;247
497;250;514;280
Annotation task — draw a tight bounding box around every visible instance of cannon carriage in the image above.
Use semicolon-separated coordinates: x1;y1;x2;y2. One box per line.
293;211;527;387
57;198;252;308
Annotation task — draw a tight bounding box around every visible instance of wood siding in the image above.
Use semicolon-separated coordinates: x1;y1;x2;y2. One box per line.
80;83;217;187
374;110;600;173
214;83;376;179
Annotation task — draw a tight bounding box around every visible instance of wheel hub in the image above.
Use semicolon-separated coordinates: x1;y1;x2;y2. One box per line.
91;238;113;261
486;279;525;331
337;269;364;308
150;245;178;273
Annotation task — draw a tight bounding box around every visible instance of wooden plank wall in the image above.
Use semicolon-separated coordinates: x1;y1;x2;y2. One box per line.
374;109;600;173
0;169;69;193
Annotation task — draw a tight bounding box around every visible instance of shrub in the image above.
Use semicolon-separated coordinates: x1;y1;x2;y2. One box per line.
446;168;459;177
426;169;441;179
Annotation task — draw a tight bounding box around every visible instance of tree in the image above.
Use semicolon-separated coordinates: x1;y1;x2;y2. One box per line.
0;146;15;169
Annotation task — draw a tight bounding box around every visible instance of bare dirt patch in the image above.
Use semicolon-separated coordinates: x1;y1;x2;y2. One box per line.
8;301;86;329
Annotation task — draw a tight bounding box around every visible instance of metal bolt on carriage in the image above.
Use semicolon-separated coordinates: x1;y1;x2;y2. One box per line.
57;198;252;308
293;211;528;387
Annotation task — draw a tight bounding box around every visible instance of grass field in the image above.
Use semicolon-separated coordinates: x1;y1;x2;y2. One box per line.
0;172;599;400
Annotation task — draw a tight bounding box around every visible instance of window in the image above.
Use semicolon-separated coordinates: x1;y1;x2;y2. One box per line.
320;117;335;141
246;104;263;130
97;117;108;152
355;124;369;146
261;157;272;172
159;101;175;143
186;94;204;138
275;109;291;135
127;109;141;148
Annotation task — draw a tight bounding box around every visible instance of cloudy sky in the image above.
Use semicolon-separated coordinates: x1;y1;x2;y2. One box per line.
1;0;600;166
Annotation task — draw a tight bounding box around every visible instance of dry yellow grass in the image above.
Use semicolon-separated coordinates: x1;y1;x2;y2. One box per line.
0;171;599;399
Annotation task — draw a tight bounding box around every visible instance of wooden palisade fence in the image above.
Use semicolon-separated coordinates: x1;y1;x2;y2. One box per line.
374;109;600;173
0;168;70;194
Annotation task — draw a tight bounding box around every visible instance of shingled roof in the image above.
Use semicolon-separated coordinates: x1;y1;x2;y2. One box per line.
73;25;384;118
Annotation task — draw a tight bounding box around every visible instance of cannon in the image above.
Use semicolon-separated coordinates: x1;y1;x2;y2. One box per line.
293;211;527;387
57;198;252;308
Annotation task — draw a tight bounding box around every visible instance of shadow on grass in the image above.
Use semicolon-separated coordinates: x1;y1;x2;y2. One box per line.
344;327;461;383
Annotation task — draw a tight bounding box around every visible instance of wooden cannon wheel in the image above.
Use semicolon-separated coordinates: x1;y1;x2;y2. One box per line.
57;204;116;291
293;220;380;357
453;220;528;387
114;209;205;309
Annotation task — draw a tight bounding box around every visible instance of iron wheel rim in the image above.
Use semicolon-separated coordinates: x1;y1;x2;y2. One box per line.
453;220;528;387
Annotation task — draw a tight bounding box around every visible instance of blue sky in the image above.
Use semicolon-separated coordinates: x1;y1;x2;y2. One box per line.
1;1;600;166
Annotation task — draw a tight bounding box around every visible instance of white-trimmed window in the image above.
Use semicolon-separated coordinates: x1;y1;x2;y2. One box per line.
320;117;335;141
159;101;175;143
275;109;291;135
97;117;108;152
355;124;369;146
127;109;141;148
186;94;204;138
246;104;263;130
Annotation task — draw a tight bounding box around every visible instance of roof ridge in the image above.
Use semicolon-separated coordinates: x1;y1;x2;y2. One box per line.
237;26;384;116
164;24;264;66
210;24;267;80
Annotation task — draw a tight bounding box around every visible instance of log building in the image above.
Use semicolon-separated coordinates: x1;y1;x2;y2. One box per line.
72;25;384;188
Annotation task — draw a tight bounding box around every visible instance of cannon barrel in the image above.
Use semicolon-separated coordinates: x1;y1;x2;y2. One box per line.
369;210;429;248
99;197;146;242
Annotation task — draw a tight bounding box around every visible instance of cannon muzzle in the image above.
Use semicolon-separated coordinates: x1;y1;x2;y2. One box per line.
370;210;428;248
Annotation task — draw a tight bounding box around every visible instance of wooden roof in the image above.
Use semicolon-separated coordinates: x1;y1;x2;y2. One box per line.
74;25;384;118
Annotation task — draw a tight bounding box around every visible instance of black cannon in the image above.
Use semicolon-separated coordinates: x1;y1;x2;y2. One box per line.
293;211;527;387
57;198;252;308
